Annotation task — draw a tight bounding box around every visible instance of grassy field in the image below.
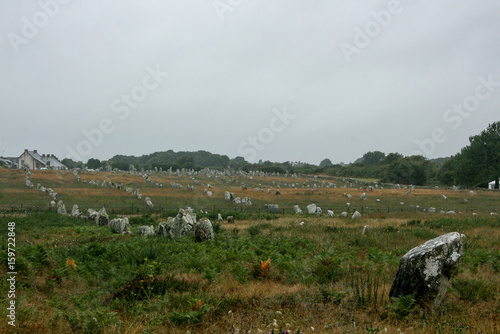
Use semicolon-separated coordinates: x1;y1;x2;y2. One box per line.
0;169;499;333
1;169;498;217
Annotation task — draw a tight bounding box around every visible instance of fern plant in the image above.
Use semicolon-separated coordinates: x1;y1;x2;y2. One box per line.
387;294;416;319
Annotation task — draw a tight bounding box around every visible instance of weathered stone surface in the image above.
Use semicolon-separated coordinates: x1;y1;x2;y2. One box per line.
242;197;252;206
362;225;371;236
351;210;362;219
217;213;223;221
307;204;317;214
224;191;235;201
71;204;80;217
95;207;109;226
138;225;155;237
233;197;242;204
156;218;174;238
108;216;132;234
428;207;436;214
86;208;98;221
340;211;348;218
227;216;235;224
360;192;367;200
389;232;464;313
265;204;280;213
156;208;197;239
294;205;303;214
327;210;334;218
315;207;322;216
57;200;67;215
195;218;214;242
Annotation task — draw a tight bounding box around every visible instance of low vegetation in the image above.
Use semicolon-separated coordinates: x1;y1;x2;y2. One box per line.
1;212;498;333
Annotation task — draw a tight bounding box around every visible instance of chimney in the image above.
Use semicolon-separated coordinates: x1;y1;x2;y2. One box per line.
34;150;37;154
24;149;28;152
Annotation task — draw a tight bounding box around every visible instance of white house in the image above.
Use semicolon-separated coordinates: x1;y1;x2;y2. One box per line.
18;149;67;170
489;180;499;189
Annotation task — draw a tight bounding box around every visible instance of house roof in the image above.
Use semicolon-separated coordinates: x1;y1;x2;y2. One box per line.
43;155;66;168
28;151;47;165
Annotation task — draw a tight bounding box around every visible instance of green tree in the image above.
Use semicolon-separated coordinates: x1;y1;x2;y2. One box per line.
319;158;333;167
362;151;386;166
383;155;431;186
439;122;500;187
382;153;404;165
87;158;101;170
61;158;83;169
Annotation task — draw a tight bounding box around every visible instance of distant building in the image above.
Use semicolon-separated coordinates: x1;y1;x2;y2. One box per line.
0;157;17;168
18;149;67;170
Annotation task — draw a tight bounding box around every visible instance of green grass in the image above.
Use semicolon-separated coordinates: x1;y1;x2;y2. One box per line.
0;212;498;333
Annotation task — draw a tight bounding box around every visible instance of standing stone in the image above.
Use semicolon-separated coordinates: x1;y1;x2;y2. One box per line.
360;192;367;200
294;205;303;214
195;218;214;242
138;225;155;237
307;204;317;214
315;207;323;216
265;204;280;213
108;216;132;234
71;204;80;217
217;213;223;221
171;208;196;239
227;216;235;224
327;210;334;218
428;207;436;214
340;212;348;218
389;232;464;313
362;225;371;236
351;210;362;219
95;207;109;226
57;200;67;215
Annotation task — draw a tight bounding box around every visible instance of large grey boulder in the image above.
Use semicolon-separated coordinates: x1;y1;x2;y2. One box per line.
57;200;67;215
351;210;362;219
138;225;155;237
195;218;214;242
108;216;132;234
293;205;303;214
155;218;174;238
224;191;235;201
389;232;464;313
86;208;98;221
156;208;197;239
264;204;280;213
71;204;80;217
95;207;109;226
242;197;252;206
306;204;317;214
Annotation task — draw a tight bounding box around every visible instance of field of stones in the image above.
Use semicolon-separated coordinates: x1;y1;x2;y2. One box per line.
0;168;499;333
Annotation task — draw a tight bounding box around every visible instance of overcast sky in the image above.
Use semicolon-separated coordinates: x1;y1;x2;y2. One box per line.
1;1;499;165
